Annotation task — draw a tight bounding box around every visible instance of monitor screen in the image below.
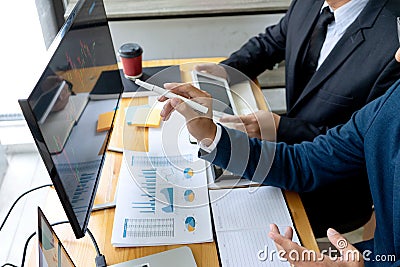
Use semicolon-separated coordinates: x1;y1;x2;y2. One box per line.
19;0;122;238
38;207;77;267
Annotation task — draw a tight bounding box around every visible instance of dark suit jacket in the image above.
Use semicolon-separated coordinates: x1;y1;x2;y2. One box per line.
222;0;400;144
201;80;400;266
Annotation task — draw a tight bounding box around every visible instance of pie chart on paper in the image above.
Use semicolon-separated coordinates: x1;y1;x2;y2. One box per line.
184;190;195;202
183;168;194;179
185;216;196;232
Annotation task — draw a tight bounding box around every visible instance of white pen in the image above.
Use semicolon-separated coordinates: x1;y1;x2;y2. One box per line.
135;79;209;114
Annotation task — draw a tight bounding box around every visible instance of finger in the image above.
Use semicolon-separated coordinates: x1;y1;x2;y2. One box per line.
327;228;358;253
269;224;284;251
164;82;209;99
284;226;293;240
194;63;214;72
158;95;168;102
160;99;175;121
395;47;400;63
219;115;243;123
269;231;308;265
170;98;199;122
270;225;294;251
269;223;281;235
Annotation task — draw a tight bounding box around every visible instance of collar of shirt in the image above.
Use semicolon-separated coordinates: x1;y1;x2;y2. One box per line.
322;0;369;37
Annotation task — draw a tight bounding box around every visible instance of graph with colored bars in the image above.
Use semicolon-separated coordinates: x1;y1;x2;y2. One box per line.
132;169;157;214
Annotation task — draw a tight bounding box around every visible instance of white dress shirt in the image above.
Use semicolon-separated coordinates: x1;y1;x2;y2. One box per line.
318;0;369;69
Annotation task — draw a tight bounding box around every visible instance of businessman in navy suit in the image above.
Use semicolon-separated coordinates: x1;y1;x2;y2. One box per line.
158;47;400;266
195;0;400;237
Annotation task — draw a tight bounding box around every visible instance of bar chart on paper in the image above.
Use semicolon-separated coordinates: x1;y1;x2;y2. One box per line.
132;169;157;214
111;151;213;247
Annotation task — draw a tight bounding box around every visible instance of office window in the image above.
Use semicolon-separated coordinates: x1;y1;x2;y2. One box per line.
0;2;46;131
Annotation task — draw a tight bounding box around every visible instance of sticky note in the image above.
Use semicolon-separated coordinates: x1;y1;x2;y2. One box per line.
128;107;162;128
97;111;115;132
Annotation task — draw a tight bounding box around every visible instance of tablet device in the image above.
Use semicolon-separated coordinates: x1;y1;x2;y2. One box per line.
191;70;238;115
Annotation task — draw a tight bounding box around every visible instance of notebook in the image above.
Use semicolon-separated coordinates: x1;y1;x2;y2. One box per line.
209;186;300;267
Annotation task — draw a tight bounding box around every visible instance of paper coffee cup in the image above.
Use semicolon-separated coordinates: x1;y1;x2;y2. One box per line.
118;43;143;79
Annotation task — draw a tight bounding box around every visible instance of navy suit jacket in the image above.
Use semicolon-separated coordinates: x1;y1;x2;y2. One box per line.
222;0;400;144
201;80;400;266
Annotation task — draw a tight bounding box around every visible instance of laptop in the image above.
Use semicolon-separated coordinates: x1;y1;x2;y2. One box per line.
38;207;76;267
108;246;197;267
37;207;197;267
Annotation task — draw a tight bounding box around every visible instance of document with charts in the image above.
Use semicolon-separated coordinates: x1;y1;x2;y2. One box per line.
209;187;300;267
111;151;213;247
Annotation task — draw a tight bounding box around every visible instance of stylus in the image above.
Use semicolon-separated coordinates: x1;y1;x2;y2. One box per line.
135;79;209;114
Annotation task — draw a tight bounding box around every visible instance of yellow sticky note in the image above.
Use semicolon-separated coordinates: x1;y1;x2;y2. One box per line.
129;107;161;127
97;111;115;132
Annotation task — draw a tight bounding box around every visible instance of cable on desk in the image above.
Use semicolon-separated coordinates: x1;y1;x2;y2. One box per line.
86;228;107;267
0;184;53;232
6;222;106;267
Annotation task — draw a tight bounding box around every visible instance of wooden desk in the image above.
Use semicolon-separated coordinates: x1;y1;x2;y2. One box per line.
31;58;317;267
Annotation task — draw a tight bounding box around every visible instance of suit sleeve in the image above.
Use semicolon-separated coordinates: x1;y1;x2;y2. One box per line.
276;59;400;144
277;116;328;143
200;89;389;192
220;0;298;80
366;58;400;103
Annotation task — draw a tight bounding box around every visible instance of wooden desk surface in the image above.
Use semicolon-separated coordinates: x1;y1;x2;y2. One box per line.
31;58;317;267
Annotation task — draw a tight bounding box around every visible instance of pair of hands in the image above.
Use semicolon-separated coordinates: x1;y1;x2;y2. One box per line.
159;82;278;144
160;63;280;142
269;224;364;266
195;63;280;141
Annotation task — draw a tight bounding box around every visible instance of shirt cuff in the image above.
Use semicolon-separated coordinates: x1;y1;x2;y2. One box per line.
198;124;222;153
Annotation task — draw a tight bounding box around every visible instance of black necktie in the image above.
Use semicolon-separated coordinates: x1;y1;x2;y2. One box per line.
302;7;335;83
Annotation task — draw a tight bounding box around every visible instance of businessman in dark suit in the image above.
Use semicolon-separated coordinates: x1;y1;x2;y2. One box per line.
195;0;400;237
157;47;400;266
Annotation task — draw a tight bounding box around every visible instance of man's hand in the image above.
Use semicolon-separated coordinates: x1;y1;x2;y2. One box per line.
194;63;228;80
159;83;217;146
268;224;364;266
219;110;280;141
395;47;400;63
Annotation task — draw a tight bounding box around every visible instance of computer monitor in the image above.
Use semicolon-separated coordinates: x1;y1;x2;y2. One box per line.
19;0;123;238
38;207;77;267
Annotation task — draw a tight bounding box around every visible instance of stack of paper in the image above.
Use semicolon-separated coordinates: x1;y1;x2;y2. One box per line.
112;111;213;247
